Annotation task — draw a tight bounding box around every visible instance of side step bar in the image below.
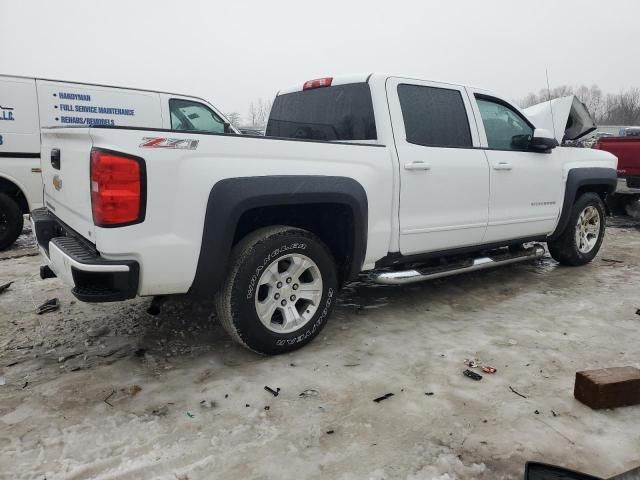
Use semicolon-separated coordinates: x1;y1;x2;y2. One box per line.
373;244;546;285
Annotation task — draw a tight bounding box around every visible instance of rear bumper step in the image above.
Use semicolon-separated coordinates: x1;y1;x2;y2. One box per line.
32;208;139;302
373;244;545;285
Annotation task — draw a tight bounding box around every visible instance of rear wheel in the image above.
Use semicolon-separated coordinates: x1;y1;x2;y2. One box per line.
215;226;338;355
0;193;24;251
548;193;605;266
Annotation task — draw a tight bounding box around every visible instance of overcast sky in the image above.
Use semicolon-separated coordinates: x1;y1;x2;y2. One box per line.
2;0;639;121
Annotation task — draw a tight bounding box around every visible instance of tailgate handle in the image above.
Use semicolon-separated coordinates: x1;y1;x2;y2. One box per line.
50;149;61;170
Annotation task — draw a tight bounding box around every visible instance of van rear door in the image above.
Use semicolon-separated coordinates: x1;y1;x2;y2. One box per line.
36;80;163;129
0;76;39;154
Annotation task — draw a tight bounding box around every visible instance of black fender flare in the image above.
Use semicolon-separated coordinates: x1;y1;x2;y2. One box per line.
189;175;368;298
550;167;617;239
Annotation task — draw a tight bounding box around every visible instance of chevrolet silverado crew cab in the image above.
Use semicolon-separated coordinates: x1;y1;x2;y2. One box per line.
0;74;237;250
32;73;617;355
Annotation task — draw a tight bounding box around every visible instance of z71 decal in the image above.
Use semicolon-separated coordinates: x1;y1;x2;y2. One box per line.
140;137;199;150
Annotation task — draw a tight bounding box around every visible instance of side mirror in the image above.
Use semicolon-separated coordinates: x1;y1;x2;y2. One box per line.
529;128;559;153
525;462;602;480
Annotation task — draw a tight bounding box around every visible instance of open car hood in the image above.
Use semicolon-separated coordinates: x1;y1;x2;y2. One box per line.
524;95;597;143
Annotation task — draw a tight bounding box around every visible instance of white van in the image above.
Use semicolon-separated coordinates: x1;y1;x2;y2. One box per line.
0;75;237;249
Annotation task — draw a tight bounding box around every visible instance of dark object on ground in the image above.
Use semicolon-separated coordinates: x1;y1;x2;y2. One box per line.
326;430;335;434
525;462;601;480
299;389;318;397
574;367;640;410
534;410;540;414
0;281;13;294
264;386;280;397
103;390;115;407
425;392;434;396
36;298;60;315
636;309;640;316
552;410;558;417
509;386;528;398
373;393;395;403
463;369;482;381
601;258;624;264
186;412;194;418
39;265;56;279
264;406;270;411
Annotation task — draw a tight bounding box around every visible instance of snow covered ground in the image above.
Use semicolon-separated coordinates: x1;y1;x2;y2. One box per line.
1;218;640;480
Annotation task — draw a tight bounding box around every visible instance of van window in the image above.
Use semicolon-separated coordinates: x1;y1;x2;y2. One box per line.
266;83;377;141
397;84;472;148
476;97;533;150
169;99;226;133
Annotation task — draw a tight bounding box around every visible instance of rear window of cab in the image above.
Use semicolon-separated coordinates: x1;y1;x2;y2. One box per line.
266;83;377;141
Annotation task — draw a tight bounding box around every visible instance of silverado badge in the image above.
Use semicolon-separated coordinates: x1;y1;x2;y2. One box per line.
52;175;63;191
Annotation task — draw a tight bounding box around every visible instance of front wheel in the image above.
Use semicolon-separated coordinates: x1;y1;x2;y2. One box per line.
215;226;338;355
548;193;606;266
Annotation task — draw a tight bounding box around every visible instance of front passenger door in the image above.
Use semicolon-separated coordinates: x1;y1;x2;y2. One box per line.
468;92;563;243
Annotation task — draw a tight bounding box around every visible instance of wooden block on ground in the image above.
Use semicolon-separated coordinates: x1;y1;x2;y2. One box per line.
574;367;640;410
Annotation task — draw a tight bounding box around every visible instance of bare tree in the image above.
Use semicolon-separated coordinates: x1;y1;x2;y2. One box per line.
248;101;259;128
225;111;242;128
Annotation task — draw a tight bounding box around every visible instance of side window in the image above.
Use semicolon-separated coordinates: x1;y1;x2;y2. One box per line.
475;97;534;150
397;84;472;148
169;99;226;134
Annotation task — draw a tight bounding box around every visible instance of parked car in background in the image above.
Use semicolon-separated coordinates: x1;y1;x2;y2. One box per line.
32;73;617;355
0;75;237;250
594;136;640;209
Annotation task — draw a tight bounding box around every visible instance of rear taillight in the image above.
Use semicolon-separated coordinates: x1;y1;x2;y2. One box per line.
90;148;146;227
303;77;333;90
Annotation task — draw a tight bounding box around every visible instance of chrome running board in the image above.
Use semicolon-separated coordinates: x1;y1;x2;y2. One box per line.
373;244;545;285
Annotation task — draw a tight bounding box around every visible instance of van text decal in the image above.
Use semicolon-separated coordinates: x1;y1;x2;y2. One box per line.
140;137;199;150
0;105;15;121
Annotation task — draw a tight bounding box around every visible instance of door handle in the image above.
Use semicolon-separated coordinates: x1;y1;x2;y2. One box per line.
493;162;512;171
404;161;431;171
51;148;61;170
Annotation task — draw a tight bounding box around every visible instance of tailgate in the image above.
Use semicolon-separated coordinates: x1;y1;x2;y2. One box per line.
41;127;96;242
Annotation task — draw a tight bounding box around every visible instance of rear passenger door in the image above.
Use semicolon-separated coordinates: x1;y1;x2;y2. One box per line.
386;78;489;255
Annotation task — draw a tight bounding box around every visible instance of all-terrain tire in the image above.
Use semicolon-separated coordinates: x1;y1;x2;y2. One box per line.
0;193;24;251
547;193;606;266
214;226;338;355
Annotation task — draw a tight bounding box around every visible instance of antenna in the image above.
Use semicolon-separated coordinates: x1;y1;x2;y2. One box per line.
546;69;557;141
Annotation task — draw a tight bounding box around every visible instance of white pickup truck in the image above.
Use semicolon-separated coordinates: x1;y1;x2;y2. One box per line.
33;73;617;354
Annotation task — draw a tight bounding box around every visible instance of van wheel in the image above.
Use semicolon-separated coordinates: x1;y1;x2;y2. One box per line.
548;193;605;266
215;226;338;355
0;193;24;251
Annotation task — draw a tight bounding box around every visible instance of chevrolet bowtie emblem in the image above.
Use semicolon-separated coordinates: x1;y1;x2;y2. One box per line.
52;175;62;191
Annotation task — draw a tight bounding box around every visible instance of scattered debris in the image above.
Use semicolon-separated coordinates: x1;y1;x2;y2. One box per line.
200;400;216;409
534;410;540;415
602;258;624;264
36;298;60;315
22;381;28;389
373;393;395;403
326;430;335;435
425;392;434;396
482;366;497;374
128;385;142;396
464;359;479;368
463;369;482;381
186;412;194;418
636;309;640;316
0;280;14;294
343;363;361;367
264;406;270;411
299;389;319;397
509;386;527;399
151;405;169;416
551;410;558;417
87;325;110;338
264;386;280;397
103;390;116;407
225;394;229;398
245;404;250;408
508;339;518;345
